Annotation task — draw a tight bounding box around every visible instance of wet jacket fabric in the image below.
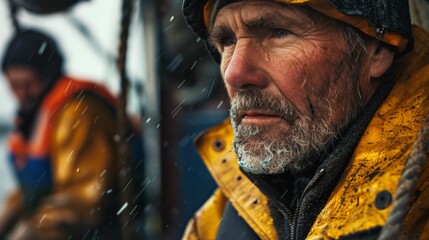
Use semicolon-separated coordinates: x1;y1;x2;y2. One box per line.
182;26;429;240
4;77;129;239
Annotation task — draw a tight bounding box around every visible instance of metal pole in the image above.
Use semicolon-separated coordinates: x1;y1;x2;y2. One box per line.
140;0;162;238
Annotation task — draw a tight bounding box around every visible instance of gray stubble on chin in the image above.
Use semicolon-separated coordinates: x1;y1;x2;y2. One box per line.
230;90;335;175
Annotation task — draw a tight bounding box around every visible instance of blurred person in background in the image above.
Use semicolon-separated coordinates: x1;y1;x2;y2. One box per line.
182;0;429;239
0;29;144;239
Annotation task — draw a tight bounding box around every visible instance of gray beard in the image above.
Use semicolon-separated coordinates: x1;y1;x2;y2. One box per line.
230;89;358;175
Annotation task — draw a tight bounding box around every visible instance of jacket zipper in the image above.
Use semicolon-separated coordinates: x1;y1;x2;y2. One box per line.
272;198;294;239
243;167;325;239
290;168;325;240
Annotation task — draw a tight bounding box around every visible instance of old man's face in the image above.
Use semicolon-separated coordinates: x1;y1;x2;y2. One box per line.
210;1;371;174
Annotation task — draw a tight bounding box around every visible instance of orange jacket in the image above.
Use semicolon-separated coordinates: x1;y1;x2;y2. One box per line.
2;77;136;239
8;77;117;209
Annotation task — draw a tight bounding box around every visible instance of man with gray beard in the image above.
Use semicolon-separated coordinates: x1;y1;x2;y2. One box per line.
182;0;429;239
231;89;342;174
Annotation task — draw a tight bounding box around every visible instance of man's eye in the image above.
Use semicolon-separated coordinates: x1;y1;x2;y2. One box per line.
272;28;289;38
222;37;236;46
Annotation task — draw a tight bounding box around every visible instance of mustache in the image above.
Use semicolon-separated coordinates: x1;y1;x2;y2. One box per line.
230;89;298;125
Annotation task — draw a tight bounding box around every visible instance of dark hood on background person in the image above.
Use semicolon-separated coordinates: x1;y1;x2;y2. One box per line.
2;29;64;85
2;29;64;139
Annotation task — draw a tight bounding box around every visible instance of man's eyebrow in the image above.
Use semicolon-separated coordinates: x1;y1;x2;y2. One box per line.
209;15;280;44
243;15;277;30
208;13;299;45
245;13;305;30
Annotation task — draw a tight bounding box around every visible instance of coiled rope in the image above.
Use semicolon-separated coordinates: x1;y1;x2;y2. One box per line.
378;114;429;240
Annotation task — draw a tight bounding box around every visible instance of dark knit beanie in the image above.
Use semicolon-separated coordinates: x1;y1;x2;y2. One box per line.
1;29;63;83
2;29;64;139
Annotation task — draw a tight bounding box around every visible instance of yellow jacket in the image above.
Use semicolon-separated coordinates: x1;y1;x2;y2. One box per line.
183;26;429;240
1;77;137;239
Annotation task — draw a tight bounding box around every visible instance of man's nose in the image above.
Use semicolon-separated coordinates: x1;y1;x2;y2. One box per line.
223;41;269;91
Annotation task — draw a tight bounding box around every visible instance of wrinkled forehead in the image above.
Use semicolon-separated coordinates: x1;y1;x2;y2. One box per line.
206;0;310;28
211;1;324;29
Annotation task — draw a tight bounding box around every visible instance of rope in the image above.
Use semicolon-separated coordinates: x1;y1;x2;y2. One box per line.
116;0;135;239
378;114;429;240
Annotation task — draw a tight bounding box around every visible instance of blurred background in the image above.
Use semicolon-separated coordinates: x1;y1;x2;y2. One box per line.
0;0;427;239
0;0;228;239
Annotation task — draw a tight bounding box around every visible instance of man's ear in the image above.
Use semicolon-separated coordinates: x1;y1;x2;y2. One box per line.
369;42;395;78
